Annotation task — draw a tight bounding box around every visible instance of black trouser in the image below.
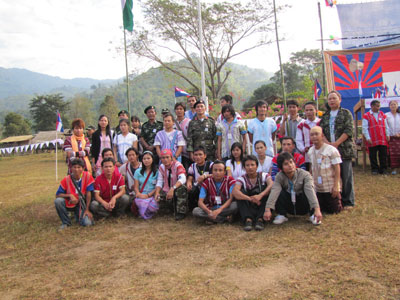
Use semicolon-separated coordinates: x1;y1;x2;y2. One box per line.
275;190;313;216
316;192;342;214
187;185;200;211
237;198;267;223
368;145;388;173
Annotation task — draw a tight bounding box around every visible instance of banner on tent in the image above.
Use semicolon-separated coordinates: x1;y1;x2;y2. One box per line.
365;97;400;109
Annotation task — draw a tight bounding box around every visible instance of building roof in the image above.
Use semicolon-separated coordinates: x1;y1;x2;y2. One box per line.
0;135;34;144
31;131;65;143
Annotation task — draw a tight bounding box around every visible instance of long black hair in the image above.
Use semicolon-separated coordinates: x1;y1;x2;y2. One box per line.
140;151;158;177
97;114;111;137
229;142;244;170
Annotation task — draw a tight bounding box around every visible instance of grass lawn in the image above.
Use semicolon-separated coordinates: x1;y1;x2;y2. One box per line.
0;153;399;300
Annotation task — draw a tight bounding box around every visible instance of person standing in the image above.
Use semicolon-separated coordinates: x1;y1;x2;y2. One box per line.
216;104;247;161
385;100;400;175
362;100;390;175
248;100;277;157
174;102;191;169
308;126;342;214
113;110;130;139
216;95;243;124
91;115;113;177
187;100;218;161
113;119;138;167
320;91;356;208
296;101;320;169
184;96;198;120
279;99;303;140
140;106;164;159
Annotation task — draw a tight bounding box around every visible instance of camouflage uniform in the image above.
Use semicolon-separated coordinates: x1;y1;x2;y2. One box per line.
187;116;217;161
140;120;164;146
158;185;188;215
319;107;356;159
320;107;356;207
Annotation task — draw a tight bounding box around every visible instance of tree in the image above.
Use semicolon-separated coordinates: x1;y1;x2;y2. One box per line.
29;94;69;132
99;95;119;128
68;96;96;128
243;82;280;110
271;49;323;96
129;0;282;99
2;112;31;137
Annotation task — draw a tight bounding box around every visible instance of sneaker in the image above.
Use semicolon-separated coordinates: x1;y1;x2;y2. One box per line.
272;215;288;225
371;171;378;175
391;170;397;175
175;213;186;221
254;220;265;231
58;224;69;231
309;215;322;226
243;220;253;231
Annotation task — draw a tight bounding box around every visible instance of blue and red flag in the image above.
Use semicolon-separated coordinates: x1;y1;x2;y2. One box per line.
394;83;399;96
325;0;336;7
56;111;64;132
174;87;190;97
313;79;322;101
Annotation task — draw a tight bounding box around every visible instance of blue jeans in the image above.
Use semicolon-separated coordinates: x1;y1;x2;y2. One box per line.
54;197;93;226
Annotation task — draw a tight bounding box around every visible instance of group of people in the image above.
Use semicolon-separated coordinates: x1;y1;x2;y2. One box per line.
54;92;400;231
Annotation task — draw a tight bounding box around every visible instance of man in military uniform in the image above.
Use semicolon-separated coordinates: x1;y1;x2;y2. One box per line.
139;106;163;159
319;90;356;209
187;100;217;161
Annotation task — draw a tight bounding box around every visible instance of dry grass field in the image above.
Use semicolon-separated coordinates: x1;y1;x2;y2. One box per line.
0;153;399;300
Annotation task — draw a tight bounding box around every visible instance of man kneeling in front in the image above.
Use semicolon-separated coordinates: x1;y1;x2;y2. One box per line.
263;152;323;225
90;157;129;218
55;159;95;230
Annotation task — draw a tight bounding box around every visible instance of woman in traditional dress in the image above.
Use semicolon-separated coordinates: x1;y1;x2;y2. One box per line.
63;118;92;175
386;100;400;174
91;115;113;177
133;151;159;219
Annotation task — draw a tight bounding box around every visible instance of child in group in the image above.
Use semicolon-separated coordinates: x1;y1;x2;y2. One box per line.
113;119;138;167
192;160;237;224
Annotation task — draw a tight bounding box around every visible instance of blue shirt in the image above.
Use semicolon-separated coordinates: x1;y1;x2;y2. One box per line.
133;168;158;195
248;117;277;157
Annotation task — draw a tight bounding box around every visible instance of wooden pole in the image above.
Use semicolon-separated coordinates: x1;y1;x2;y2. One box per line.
273;0;286;112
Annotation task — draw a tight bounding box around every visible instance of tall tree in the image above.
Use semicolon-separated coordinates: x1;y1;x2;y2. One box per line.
99;95;119;128
2;112;31;137
129;0;281;99
29;94;69;132
243;82;280;110
271;49;323;96
68;96;96;128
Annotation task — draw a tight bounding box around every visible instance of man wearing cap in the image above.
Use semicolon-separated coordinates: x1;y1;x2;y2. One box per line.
187;100;218;161
113;110;130;139
154;149;188;220
140;106;163;159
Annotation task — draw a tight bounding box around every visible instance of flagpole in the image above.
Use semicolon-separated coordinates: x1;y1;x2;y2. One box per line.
123;29;131;115
273;0;287;113
318;1;327;106
56;130;58;182
197;0;207;112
